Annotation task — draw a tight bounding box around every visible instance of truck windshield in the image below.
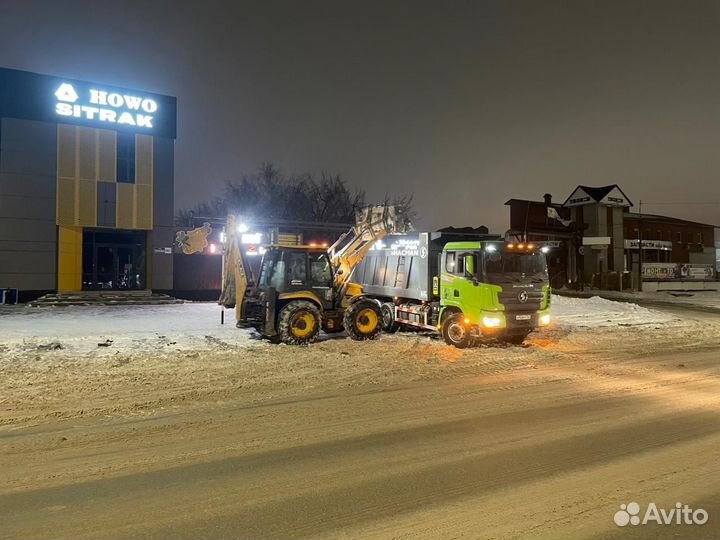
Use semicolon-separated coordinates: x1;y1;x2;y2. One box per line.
484;251;548;283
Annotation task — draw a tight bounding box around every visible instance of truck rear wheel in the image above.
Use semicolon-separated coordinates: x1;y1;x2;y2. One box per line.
380;303;400;333
344;300;382;340
442;313;472;348
277;301;321;345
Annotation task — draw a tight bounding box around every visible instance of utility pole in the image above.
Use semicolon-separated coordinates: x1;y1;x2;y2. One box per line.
637;200;643;292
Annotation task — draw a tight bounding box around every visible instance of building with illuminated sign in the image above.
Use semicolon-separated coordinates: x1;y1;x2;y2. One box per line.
0;67;177;301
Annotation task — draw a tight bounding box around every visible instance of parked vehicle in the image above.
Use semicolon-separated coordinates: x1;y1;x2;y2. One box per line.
351;232;551;346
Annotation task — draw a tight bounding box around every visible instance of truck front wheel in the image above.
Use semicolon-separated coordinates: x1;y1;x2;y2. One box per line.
442;313;472;348
344;300;383;340
277;301;322;345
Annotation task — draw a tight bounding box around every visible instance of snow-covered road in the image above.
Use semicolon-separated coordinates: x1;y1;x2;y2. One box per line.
0;295;680;359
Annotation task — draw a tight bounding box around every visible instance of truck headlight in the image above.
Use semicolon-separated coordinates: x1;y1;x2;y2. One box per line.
482;316;502;328
539;314;551;326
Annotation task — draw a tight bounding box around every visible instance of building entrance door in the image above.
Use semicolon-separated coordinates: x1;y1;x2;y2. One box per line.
82;230;147;290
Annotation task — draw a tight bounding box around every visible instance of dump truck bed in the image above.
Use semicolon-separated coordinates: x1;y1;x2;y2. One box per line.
351;231;500;302
351;233;436;301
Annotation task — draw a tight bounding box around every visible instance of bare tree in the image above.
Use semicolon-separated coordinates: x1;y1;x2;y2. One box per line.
177;163;412;227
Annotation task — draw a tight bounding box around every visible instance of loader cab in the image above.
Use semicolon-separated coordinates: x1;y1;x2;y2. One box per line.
256;246;335;308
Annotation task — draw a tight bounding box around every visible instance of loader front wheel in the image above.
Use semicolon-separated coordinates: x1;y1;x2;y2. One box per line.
344;300;382;340
278;301;321;345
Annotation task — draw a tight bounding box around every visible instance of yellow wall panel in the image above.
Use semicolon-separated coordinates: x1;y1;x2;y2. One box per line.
117;183;134;229
57;177;77;226
78;179;97;227
135;184;153;230
135;134;153;185
57;226;82;292
57;125;154;232
98;129;116;182
57;125;76;179
77;127;97;181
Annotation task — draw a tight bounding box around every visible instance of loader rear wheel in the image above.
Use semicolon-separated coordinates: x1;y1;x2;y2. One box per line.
442;313;472;348
278;301;321;345
344;300;382;340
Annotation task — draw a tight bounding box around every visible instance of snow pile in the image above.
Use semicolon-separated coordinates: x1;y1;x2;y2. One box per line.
0;303;260;358
550;295;677;327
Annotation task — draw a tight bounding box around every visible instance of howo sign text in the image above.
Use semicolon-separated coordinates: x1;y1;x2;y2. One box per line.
55;82;158;129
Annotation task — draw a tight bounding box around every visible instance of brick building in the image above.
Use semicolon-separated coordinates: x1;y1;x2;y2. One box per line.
506;185;717;289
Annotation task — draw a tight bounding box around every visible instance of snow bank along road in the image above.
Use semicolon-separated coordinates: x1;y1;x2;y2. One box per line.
1;298;719;539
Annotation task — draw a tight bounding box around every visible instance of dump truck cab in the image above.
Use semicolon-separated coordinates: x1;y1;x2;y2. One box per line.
438;241;551;345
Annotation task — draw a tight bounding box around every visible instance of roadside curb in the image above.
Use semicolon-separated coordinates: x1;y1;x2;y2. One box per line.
553;290;720;315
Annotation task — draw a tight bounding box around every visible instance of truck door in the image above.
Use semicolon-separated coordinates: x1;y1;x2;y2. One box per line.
441;251;481;311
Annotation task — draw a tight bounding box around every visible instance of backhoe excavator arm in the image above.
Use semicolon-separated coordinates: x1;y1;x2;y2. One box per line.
327;205;409;294
219;215;256;320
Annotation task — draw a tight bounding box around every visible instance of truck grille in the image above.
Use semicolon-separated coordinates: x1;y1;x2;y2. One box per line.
498;289;544;312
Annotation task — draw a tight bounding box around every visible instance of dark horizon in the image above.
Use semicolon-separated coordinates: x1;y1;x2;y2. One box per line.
1;0;719;232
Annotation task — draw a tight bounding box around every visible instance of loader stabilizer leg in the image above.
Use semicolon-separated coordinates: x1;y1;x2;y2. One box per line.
263;288;278;337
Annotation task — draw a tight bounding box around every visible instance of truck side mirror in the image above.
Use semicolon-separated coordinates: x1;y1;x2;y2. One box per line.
463;255;478;285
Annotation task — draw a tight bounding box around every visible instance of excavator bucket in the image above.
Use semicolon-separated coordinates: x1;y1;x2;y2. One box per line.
354;205;411;236
175;223;212;255
328;205;414;294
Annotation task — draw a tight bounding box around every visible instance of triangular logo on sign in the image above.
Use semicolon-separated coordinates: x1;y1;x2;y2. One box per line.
55;83;79;103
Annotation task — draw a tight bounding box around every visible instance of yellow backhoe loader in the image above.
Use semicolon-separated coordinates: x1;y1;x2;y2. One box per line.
218;206;409;344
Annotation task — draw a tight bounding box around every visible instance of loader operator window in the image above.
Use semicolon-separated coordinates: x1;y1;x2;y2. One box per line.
310;253;332;287
287;252;307;286
259;250;280;289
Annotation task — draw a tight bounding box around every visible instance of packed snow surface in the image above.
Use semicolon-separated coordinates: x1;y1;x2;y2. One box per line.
0;296;679;358
0;303;258;357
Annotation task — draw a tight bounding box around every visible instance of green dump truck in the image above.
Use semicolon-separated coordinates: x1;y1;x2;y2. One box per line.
351;232;551;347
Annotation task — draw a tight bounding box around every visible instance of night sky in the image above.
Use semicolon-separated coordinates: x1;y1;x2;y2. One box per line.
1;0;719;231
